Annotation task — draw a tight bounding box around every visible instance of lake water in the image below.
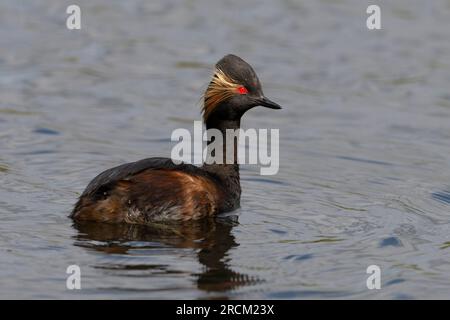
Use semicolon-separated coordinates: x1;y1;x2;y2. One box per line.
1;0;450;299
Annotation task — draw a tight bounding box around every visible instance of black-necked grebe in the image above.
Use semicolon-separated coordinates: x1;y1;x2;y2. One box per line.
71;54;281;223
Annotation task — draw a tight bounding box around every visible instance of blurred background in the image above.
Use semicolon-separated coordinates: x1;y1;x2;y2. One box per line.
1;0;450;299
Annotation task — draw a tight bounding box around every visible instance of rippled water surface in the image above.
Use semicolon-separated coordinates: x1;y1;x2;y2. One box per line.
1;0;450;299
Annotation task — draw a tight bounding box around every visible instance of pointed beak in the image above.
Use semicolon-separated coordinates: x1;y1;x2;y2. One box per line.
257;96;282;110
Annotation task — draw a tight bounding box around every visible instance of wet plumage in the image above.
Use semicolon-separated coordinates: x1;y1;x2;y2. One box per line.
71;54;281;223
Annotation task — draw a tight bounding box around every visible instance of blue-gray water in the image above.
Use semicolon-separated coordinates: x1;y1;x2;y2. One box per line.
1;0;450;299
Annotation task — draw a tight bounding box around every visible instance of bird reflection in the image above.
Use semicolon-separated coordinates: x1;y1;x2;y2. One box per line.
72;216;259;293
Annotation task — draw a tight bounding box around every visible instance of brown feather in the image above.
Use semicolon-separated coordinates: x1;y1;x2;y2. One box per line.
72;169;224;223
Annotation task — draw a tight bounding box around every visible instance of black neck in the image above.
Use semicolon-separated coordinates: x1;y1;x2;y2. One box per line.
202;114;241;210
206;116;240;163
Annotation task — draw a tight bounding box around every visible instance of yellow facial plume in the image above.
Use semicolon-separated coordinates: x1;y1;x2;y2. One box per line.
202;68;240;120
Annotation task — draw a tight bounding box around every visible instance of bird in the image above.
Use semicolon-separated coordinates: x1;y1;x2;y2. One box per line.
71;54;281;224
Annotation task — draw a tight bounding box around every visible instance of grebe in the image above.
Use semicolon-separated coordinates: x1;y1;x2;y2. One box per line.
71;54;281;223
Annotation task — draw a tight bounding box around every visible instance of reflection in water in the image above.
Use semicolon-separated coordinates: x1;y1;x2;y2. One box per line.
72;217;259;294
431;190;450;205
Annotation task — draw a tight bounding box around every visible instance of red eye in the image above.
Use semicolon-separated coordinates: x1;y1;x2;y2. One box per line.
237;86;248;94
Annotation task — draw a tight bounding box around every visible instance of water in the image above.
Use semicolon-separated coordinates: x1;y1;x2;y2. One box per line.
1;0;450;299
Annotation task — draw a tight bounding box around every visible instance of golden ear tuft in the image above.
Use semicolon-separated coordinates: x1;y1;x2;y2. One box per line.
202;68;240;120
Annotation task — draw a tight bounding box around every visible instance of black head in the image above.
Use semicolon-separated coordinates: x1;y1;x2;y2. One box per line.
203;54;281;123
